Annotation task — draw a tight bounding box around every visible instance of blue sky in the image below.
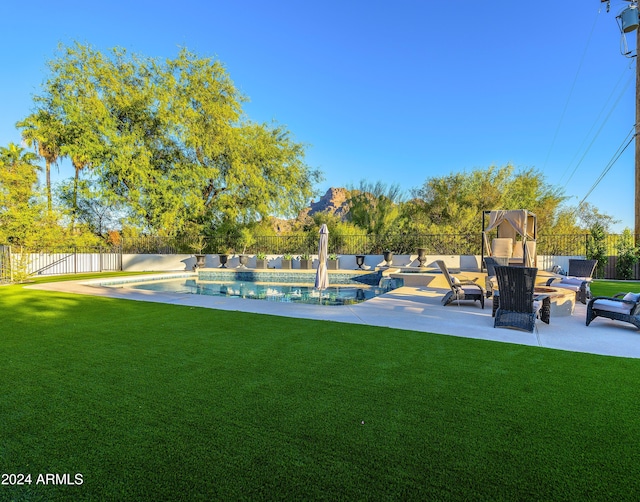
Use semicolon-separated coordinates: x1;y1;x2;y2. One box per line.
0;1;635;230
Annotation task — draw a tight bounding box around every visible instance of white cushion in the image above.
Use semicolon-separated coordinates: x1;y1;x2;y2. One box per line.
561;277;592;286
512;241;524;258
553;282;580;293
593;299;633;315
622;292;640;302
491;238;513;258
461;285;482;295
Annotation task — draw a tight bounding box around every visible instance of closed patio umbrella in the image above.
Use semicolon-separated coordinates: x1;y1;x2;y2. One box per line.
315;224;329;293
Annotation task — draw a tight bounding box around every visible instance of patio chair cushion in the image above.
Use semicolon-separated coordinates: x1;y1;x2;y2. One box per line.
548;275;593;304
623;292;640;302
461;284;482;295
553;282;581;293
491;238;513;258
512;241;524;258
591;298;634;315
559;277;593;286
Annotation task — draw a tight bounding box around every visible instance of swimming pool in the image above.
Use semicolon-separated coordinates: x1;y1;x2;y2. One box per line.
102;273;401;306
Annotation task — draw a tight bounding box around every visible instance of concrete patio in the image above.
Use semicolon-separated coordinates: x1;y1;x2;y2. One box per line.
29;274;640;360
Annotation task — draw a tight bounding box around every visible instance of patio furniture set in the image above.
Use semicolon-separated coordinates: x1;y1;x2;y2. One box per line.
437;258;640;333
437;260;551;333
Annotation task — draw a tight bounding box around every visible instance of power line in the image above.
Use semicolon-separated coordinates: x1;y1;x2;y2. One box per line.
578;125;636;206
558;65;632;186
561;69;634;188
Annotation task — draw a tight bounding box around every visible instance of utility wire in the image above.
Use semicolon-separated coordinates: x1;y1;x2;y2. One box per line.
561;69;634;188
558;65;632;186
578;126;636;206
543;9;601;171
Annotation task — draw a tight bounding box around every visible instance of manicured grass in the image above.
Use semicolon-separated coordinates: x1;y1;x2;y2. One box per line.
21;270;164;285
591;279;640;298
1;278;640;500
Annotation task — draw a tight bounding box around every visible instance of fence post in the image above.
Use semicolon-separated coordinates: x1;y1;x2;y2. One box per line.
0;245;9;283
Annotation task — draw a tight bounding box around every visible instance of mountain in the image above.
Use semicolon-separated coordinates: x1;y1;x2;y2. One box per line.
269;187;350;234
302;187;351;219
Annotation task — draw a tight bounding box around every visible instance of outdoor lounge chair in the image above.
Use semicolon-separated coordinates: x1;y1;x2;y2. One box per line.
436;260;485;308
546;259;597;304
484;256;510;298
586;292;640;329
494;266;550;332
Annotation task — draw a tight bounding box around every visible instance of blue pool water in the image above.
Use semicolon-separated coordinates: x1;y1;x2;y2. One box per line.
117;278;399;306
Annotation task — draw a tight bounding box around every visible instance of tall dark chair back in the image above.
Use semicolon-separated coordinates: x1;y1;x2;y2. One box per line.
484;256;509;276
567;259;597;278
495;266;537;313
494;266;546;332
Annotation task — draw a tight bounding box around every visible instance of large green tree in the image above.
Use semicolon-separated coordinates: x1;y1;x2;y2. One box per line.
409;165;567;234
28;42;320;235
347;181;405;235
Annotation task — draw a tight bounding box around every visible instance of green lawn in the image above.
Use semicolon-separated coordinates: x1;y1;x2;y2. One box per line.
591;279;640;298
1;275;640;501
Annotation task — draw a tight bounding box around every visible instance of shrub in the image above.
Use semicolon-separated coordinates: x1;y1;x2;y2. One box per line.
586;223;607;279
615;228;638;279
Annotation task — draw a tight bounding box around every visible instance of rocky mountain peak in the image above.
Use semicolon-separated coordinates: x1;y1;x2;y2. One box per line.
307;187;350;218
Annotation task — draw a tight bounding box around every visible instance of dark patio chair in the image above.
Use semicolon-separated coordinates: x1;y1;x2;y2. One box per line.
494;266;550;332
484;256;510;298
546;259;597;304
436;260;485;309
586;292;640;329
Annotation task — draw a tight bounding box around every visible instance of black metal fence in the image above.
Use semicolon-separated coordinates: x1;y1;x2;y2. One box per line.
3;233;640;281
120;233;628;257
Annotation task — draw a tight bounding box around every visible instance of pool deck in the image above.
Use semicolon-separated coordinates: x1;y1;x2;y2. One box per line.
28;272;640;360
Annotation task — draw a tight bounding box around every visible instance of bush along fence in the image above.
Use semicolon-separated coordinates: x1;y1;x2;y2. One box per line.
2;233;640;282
120;233;635;257
121;233;602;256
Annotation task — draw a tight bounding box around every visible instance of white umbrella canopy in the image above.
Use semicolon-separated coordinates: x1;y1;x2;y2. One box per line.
315;224;329;291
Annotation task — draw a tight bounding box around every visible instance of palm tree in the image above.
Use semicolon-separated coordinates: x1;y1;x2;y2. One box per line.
16;111;62;212
70;155;91;228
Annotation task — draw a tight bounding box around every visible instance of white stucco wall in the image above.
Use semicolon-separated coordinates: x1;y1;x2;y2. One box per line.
120;253;582;273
